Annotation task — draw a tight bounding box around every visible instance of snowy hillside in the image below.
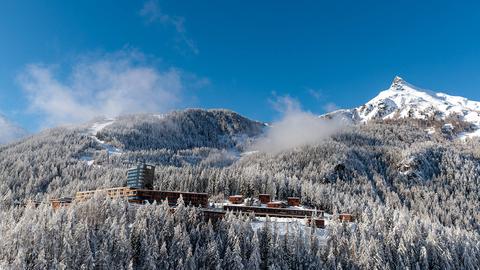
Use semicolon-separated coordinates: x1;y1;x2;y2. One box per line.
78;118;121;166
0;114;28;144
73;109;266;167
95;109;266;151
326;76;480;137
0;107;479;269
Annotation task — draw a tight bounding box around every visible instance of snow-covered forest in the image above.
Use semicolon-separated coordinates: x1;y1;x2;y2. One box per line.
0;109;479;269
1;195;478;269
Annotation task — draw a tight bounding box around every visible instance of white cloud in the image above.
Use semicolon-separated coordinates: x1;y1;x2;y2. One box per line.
0;115;28;144
18;50;201;128
140;0;198;54
269;93;302;113
139;0;171;24
323;102;339;112
307;88;322;100
253;95;345;154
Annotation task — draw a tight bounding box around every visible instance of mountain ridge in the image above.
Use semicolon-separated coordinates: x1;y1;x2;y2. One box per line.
94;108;266;151
324;76;480;137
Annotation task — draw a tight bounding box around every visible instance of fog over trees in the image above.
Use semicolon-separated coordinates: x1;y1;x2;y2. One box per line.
0;110;479;269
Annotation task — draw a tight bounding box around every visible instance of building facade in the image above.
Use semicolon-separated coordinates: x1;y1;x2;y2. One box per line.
127;164;155;189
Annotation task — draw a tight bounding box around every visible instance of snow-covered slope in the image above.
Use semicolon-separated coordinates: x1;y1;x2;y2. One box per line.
95;109;266;151
0;115;28;144
326;76;480;136
78;118;122;166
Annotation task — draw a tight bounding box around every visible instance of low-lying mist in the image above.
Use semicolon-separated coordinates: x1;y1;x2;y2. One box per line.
252;96;346;154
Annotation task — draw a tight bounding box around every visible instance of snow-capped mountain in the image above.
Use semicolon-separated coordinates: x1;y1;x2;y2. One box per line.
326;76;480;136
0;114;28;144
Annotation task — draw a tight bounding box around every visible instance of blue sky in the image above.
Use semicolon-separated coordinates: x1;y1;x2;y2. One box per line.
1;0;480;132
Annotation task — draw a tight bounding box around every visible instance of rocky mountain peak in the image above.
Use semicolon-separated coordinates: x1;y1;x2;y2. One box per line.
390;76;406;91
324;76;480;138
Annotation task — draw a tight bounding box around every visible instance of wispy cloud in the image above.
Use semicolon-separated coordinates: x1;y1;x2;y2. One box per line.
140;0;171;24
18;49;205;128
323;102;339;112
0;115;28;144
306;88;340;113
253;94;346;154
268;93;302;113
140;0;198;54
307;88;322;100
